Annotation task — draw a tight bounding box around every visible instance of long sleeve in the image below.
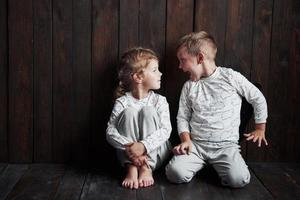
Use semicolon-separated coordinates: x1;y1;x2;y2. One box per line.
140;96;172;153
232;71;268;123
106;100;132;150
177;82;193;135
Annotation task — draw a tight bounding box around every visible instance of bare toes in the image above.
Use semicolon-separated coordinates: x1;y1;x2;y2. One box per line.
133;181;139;189
139;180;144;187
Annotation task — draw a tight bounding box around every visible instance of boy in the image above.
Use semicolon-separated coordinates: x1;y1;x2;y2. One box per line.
165;31;268;188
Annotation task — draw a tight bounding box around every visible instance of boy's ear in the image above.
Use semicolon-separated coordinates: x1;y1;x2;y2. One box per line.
132;73;143;84
197;53;204;64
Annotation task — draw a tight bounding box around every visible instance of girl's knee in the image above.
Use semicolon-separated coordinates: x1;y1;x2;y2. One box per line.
123;107;139;117
139;106;157;117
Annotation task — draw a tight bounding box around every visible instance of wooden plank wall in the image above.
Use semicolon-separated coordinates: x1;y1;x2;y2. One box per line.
0;0;299;164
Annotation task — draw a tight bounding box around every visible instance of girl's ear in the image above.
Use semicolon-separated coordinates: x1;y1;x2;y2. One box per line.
197;53;204;64
132;73;143;84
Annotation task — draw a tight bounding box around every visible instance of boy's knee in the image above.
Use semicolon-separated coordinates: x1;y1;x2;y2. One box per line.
165;163;193;184
221;168;250;188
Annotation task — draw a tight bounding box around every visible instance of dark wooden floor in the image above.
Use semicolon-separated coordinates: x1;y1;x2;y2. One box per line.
0;163;299;200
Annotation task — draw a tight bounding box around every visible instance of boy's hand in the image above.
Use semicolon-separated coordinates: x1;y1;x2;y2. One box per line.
243;123;268;147
173;141;192;155
125;142;146;159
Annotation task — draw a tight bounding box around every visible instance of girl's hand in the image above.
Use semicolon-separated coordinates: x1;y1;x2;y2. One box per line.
131;155;149;168
244;128;268;147
172;141;192;155
125;142;146;159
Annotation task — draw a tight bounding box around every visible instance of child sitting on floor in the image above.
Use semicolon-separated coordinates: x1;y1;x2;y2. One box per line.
107;47;172;189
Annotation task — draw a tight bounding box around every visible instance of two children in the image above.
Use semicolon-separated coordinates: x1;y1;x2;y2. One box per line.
107;31;268;189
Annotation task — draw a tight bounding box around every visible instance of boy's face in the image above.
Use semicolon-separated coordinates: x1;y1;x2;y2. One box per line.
177;46;199;73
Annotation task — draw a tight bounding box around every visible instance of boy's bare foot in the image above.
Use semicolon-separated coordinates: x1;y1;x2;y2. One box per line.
122;164;139;189
138;164;154;187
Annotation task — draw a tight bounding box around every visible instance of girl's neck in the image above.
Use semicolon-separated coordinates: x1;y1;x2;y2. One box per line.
131;87;150;100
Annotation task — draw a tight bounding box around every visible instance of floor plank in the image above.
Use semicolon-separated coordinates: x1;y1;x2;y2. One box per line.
250;163;300;199
135;172;165;200
136;184;162;200
0;163;298;199
159;171;212;200
0;163;8;174
54;166;87;200
189;179;237;200
159;165;274;200
279;163;300;183
80;170;136;200
5;164;65;200
231;170;273;200
197;166;235;200
0;164;28;200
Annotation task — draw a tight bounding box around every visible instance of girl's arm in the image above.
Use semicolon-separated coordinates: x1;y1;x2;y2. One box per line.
139;96;172;153
106;100;132;150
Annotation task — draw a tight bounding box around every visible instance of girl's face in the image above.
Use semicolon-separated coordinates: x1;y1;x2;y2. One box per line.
142;59;162;90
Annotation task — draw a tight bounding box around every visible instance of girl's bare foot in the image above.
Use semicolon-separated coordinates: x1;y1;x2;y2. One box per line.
138;164;154;187
122;164;139;189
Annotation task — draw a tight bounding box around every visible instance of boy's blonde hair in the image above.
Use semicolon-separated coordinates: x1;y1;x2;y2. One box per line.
178;31;217;60
115;47;158;98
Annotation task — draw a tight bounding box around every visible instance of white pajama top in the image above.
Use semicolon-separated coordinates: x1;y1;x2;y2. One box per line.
177;67;268;143
106;91;172;153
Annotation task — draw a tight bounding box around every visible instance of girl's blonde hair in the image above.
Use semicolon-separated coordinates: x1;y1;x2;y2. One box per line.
115;47;158;98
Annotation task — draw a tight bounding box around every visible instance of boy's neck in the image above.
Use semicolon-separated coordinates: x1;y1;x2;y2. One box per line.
193;61;217;81
202;62;217;77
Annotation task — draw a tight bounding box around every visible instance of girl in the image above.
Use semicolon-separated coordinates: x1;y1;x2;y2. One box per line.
106;47;172;189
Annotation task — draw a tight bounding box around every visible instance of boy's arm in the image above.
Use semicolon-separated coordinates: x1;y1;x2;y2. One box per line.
244;123;268;147
177;82;192;136
232;71;268;147
232;70;268;125
173;82;193;155
173;132;193;155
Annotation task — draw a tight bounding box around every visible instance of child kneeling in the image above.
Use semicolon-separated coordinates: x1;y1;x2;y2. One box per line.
166;31;268;188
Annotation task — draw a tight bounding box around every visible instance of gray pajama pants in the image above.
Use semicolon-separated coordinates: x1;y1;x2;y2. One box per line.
116;106;171;170
165;141;250;188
